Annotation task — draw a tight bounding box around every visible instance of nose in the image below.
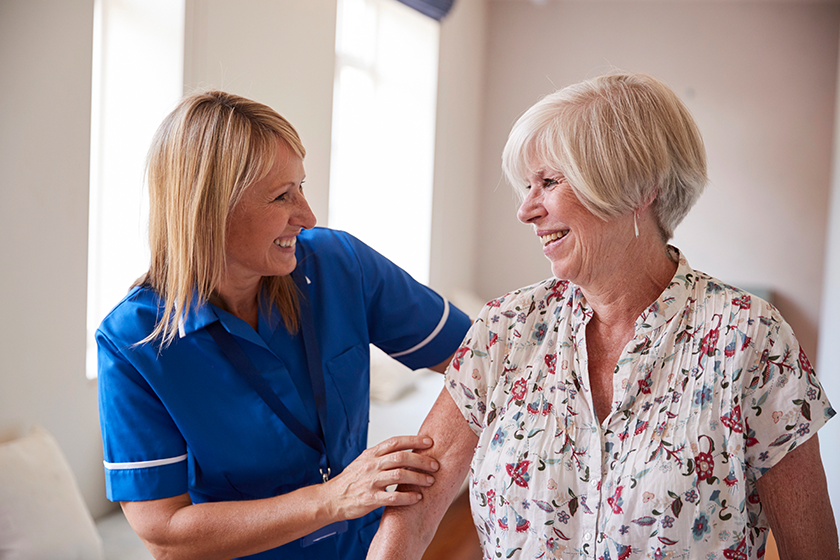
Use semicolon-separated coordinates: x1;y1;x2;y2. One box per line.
293;191;318;230
517;188;544;225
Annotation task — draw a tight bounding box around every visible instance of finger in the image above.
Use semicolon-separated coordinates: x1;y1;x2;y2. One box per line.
380;448;440;473
377;468;435;489
374;435;434;456
377;488;425;508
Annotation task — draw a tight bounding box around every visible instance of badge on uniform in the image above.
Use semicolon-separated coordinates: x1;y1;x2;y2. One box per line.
300;520;349;548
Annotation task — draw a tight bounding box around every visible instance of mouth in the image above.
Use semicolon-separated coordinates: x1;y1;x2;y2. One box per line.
273;237;296;248
539;230;569;246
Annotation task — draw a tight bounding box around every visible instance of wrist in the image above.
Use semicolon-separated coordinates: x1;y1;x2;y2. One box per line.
311;478;340;525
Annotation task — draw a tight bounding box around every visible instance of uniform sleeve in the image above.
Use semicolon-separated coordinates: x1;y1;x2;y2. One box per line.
444;303;500;436
97;329;188;502
338;232;471;370
741;311;836;481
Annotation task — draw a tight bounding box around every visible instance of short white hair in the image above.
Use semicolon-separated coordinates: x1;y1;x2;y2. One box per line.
502;72;707;240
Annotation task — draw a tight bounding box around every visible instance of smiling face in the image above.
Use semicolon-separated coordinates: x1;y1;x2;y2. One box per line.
517;169;633;288
224;140;317;289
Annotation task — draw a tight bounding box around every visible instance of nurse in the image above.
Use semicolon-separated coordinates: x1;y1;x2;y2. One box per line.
97;90;471;560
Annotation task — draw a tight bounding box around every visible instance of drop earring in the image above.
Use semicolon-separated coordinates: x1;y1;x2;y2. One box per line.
634;213;639;239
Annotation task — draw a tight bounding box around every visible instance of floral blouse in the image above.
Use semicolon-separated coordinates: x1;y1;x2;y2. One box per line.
445;248;835;560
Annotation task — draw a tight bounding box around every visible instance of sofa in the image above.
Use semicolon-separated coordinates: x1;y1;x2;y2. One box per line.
0;426;152;559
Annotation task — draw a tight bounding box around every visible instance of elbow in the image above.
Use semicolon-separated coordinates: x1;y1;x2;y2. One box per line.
126;519;195;560
140;540;208;560
134;533;187;560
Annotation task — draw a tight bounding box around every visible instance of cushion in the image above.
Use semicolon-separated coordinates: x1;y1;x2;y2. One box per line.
0;426;105;560
370;344;418;402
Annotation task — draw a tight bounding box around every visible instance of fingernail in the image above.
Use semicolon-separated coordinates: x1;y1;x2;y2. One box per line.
426;475;435;484
423;437;433;446
431;461;439;471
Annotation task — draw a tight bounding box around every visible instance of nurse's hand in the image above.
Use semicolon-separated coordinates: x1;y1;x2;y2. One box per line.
323;435;438;521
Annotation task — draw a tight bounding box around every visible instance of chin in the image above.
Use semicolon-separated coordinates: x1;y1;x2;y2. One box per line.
550;262;567;280
273;259;298;277
550;264;577;283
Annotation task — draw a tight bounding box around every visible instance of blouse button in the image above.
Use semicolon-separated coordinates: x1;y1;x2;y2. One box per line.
583;532;593;542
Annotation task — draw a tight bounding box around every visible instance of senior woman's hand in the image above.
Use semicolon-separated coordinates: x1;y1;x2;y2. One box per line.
121;435;438;560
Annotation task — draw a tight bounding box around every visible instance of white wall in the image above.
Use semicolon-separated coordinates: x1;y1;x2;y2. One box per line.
817;22;840;538
476;0;840;365
0;0;110;518
184;0;338;224
429;0;488;297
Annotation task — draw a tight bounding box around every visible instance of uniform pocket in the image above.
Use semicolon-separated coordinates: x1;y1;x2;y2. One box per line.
325;343;370;448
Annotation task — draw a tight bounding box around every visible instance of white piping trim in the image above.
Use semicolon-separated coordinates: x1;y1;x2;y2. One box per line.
178;316;186;339
104;454;188;470
389;299;450;359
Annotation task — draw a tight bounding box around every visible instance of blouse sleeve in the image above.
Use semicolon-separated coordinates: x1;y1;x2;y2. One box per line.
741;308;836;481
444;302;501;436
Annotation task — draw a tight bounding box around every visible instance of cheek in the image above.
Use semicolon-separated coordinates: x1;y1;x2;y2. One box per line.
225;220;251;252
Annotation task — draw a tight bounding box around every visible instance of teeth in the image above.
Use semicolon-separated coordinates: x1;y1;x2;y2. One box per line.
540;231;568;245
274;238;296;248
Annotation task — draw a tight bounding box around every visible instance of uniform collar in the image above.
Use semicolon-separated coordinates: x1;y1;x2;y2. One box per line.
177;291;268;350
177;291;218;338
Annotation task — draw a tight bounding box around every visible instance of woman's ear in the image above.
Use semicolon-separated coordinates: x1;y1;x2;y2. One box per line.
639;189;658;212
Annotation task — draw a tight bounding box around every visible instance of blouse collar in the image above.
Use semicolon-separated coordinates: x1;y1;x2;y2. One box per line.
634;246;693;334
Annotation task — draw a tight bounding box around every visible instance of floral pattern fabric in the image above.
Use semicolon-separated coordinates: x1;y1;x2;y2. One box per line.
445;248;835;560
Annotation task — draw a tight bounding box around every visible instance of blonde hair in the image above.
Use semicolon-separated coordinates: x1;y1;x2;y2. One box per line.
502;72;707;240
140;90;305;346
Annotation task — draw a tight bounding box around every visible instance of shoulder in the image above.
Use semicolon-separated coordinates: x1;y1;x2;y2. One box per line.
690;269;782;330
297;227;381;275
470;278;571;349
483;278;572;319
686;269;802;388
298;227;363;257
97;285;163;348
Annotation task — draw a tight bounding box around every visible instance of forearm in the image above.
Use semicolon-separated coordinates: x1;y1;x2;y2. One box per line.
368;389;478;559
125;482;336;560
125;434;440;560
370;471;464;558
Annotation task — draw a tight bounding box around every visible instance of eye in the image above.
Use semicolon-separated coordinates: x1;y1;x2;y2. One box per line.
543;178;559;189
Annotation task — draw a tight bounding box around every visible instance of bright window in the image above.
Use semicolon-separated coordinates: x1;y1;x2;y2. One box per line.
329;0;440;284
86;0;184;378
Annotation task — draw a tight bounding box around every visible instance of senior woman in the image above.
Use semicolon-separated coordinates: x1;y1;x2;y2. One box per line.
368;73;838;560
96;90;470;560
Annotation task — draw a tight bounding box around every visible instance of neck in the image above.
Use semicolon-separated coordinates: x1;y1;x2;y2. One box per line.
581;239;677;332
210;275;262;330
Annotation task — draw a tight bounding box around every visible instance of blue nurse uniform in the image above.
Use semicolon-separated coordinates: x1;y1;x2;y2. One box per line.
97;228;471;559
